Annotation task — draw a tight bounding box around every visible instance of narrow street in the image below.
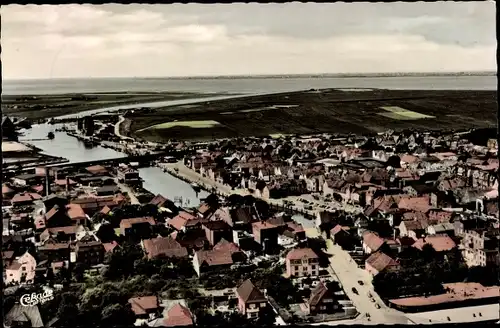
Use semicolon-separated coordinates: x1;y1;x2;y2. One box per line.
115;178;141;204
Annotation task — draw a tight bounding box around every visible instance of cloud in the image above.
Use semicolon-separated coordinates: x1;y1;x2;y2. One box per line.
1;3;495;79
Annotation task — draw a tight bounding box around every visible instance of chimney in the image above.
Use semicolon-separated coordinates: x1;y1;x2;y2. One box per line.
66;176;70;193
45;168;51;197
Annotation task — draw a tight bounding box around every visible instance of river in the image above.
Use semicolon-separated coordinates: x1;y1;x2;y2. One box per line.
19;123;207;207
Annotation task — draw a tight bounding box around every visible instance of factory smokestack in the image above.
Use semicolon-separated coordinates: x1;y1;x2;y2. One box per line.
45;168;51;197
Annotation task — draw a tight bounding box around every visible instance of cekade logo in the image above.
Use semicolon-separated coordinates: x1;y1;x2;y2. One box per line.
20;289;54;306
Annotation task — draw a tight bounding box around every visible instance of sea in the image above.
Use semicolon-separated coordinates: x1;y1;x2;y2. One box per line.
2;75;496;95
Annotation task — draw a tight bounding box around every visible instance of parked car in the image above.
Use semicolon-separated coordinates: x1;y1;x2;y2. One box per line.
352;287;358;294
375;304;380;309
358;280;364;285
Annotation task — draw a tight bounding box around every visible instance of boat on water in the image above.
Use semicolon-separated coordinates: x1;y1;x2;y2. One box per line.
191;182;201;192
47;132;55;140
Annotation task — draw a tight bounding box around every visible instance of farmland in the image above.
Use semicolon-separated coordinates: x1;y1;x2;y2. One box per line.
123;88;496;142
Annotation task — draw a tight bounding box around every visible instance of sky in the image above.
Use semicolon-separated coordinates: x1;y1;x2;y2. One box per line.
2;2;496;79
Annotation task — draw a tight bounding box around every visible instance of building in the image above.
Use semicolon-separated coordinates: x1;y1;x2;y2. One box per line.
330;225;356;250
307;282;339;315
192;249;233;277
461;229;500;267
285;248;320;278
163;303;194;327
412;234;457;252
365;251;400;277
252;221;280;252
117;165;142;186
361;231;386;254
141;236;188;260
128;296;160;320
119;217;156;238
4;251;37;285
74;241;105;268
202;220;233;246
236;279;268;319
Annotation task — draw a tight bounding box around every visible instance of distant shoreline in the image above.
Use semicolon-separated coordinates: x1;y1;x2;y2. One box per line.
4;71;496;82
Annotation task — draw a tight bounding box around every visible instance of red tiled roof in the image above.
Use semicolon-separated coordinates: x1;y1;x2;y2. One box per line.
128;296;159;316
11;192;41;204
120;217;156;229
331;224;349;236
400;155;420;164
362;231;385;252
286;248;318;261
287;221;305;233
195;249;233;267
412;234;456;252
366;251;400;272
142;237;188;260
66;204;86;220
398;196;431;213
402;211;429;222
103;241;119;253
2;184;15;194
203;220;231;231
6;260;22;271
86;165;108;174
55;179;76;186
168;212;197;231
308;281;332;307
163;303;193;327
390;283;499;307
236;279;267;303
100;206;111;215
213;239;241;254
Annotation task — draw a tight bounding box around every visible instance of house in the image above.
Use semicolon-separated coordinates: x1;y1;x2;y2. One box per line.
163;303;194;327
39;226;79;243
362;231;386;254
398;220;429;240
228;206;258;230
128;296;160;319
365;251;400;277
141;236;188;260
412;234;457;252
5;251;37;285
12;174;39;187
74;241;105;267
38;241;71;262
202;220;232;246
284;221;307;241
95;185;120;196
117;165;142;186
307;282;339;315
213;238;247;262
252;221;280;252
11;192;42;207
426;223;455;236
285;248;320;278
330;225;356;250
171;230;209;253
86;165;109;176
119;217;156;238
398;196;432;213
461;229;500;267
168;212;199;231
236;279;268;319
192;249;233;276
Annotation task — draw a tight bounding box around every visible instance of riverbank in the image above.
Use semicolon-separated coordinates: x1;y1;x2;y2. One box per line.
127;89;497;142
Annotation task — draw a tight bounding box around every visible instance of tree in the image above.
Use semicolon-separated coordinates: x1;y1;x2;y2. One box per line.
73;263;86;282
57;293;80;327
100;303;136;328
104;242;143;280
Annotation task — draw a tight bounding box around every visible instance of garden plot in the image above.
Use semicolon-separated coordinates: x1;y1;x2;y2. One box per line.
378;106;435;120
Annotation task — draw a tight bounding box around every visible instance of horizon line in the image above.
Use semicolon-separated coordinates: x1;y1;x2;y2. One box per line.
4;70;496;81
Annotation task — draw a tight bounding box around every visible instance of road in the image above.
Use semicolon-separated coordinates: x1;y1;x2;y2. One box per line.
114;115;135;141
115;178;140;204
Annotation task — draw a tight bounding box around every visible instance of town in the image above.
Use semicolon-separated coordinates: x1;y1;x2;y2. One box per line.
2;113;499;327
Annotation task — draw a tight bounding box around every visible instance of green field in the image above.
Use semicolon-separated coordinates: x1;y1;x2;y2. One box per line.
378;106;435;120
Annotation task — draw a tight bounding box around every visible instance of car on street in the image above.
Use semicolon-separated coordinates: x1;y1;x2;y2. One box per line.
358;280;364;285
368;292;372;298
375;304;381;309
352;287;358;294
370;298;375;303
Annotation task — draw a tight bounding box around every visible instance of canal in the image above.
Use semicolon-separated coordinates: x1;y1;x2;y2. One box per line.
19;123;208;207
